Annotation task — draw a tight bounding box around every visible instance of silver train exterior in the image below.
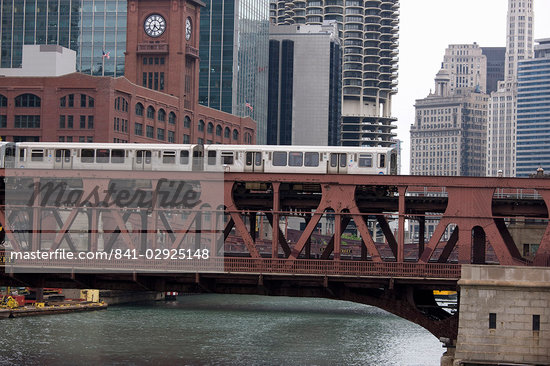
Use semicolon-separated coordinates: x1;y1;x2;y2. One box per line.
6;142;398;175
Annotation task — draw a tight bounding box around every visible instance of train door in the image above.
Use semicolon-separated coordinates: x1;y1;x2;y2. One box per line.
3;144;15;168
192;145;204;171
328;153;347;174
134;150;152;170
54;149;72;169
244;152;264;172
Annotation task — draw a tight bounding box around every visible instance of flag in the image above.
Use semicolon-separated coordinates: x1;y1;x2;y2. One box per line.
245;100;253;112
102;50;110;59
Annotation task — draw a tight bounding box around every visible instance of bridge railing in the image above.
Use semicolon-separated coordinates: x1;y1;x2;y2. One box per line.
2;256;461;279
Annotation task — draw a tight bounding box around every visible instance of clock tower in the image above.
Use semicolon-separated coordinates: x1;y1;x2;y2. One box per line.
125;0;202;111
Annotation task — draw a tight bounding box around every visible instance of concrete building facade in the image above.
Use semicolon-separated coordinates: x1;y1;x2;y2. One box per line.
453;265;550;366
198;0;269;143
486;0;534;177
515;38;550;177
267;22;341;146
410;69;488;176
441;43;487;94
269;0;399;147
0;45;76;77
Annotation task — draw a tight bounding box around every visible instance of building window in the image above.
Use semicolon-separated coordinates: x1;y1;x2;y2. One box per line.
183;116;191;128
135;123;143;136
160;72;164;91
135;103;144;116
198;120;205;132
0;115;6;128
207;122;214;134
68;115;73;128
88;97;95;108
146;126;154;138
533;315;540;331
168;131;175;143
233;129;239;141
81;94;87;108
169;112;177;125
68;94;74;107
88;116;94;129
15;93;41;108
87;137;93;143
80;115;86;129
66;136;73;142
489;313;496;329
0;94;7;107
147;106;155;119
59;115;66;129
14;115;40;128
216;125;222;136
158;109;166;122
60;96;66;108
157;128;165;141
59;136;64;142
197;138;204;145
79;136;85;142
183;134;190;143
224;127;230;138
143;73;147;87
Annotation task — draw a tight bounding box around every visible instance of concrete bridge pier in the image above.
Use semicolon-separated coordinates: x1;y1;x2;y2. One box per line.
448;265;550;366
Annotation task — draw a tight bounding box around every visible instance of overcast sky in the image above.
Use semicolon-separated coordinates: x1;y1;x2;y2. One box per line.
393;0;550;174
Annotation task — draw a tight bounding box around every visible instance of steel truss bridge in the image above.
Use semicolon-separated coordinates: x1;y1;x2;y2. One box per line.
2;169;550;341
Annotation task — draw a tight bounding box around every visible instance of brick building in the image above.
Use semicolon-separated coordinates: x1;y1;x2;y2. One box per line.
0;0;256;145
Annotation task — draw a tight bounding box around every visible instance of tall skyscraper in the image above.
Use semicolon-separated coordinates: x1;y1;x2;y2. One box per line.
410;69;488;176
0;0;127;77
267;22;341;146
198;0;270;144
441;43;487;94
270;0;399;147
515;39;550;177
482;47;506;94
486;0;534;177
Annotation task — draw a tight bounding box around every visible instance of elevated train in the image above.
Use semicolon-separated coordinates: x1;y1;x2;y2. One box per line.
0;142;398;175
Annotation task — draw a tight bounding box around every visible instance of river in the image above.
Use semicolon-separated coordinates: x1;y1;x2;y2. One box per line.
0;294;444;365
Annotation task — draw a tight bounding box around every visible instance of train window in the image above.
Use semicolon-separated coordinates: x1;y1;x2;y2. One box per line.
289;152;303;167
221;152;234;165
136;150;152;164
358;154;373;167
339;153;347;168
207;151;217;165
180;151;189;165
273;152;287;166
245;152;253;166
162;151;176;164
378;154;386;168
96;149;110;163
330;154;337;168
304;152;319;167
81;149;95;163
255;152;262;166
111;149;125;164
31;149;44;162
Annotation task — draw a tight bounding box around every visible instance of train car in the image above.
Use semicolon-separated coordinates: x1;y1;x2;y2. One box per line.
11;142;398;175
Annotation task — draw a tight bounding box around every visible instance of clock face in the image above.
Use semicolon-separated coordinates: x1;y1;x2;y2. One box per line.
186;18;192;40
144;14;166;37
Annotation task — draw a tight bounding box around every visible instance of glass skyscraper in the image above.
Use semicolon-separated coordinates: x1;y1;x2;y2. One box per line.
516;39;550;177
0;0;126;77
198;0;269;144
